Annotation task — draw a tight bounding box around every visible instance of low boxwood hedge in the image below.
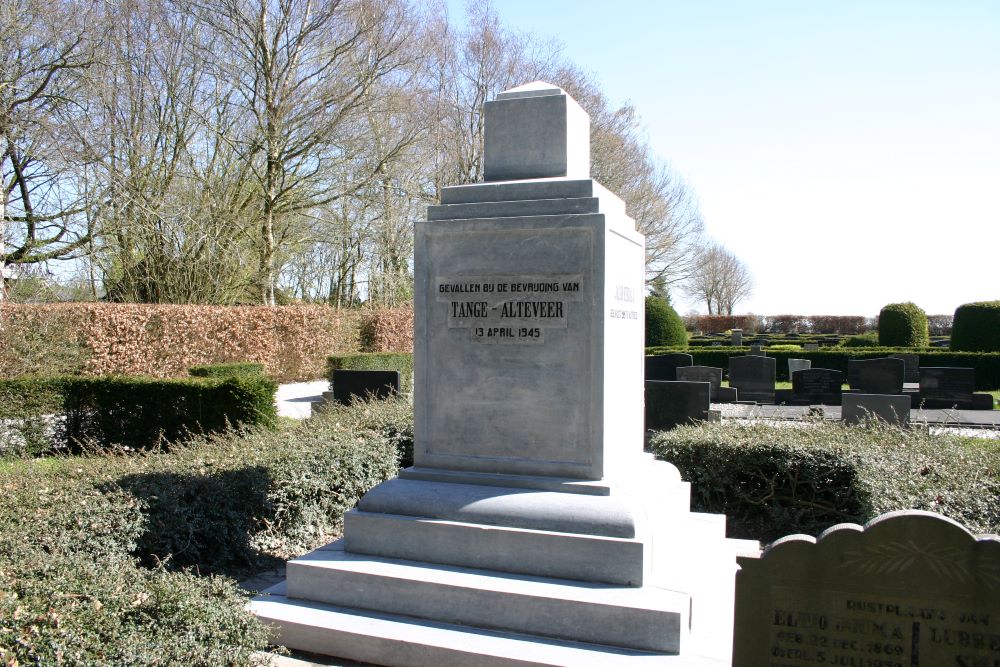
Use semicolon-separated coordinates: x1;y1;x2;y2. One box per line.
646;347;1000;387
0;374;278;455
0;398;413;664
189;362;266;379
651;420;1000;543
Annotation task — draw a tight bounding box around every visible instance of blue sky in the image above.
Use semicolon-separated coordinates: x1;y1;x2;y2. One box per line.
445;1;1000;317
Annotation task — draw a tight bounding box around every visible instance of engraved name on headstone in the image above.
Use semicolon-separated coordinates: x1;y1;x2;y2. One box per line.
733;511;1000;667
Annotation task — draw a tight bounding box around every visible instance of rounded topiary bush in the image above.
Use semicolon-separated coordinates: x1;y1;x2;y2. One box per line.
877;302;929;347
951;300;1000;351
645;296;687;347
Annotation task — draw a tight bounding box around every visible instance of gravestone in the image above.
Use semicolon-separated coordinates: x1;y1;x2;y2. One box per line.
731;329;743;346
803;342;819;351
251;81;753;665
749;344;765;356
791;368;844;405
729;355;776;403
842;393;911;426
889;353;919;383
330;369;400;405
645;380;711;431
848;357;905;394
919;367;975;407
645;352;694;381
733;510;1000;667
676;365;723;401
787;358;811;381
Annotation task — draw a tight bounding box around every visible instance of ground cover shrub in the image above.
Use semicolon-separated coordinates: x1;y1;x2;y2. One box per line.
0;399;413;664
651;420;1000;543
951;300;1000;352
328;352;415;395
878;302;929;347
645;297;687;347
189;362;266;378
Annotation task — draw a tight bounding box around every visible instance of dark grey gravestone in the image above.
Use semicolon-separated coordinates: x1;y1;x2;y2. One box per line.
847;357;904;394
644;353;693;382
332;369;401;405
919;367;976;408
644;380;710;431
803;343;819;351
791;368;844;405
749;344;765;356
787;358;812;382
715;386;738;403
676;365;723;400
731;329;742;346
889;353;920;383
733;510;1000;667
728;355;776;403
842;393;910;426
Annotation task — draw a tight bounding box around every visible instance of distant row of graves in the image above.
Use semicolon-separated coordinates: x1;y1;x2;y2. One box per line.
646;351;995;431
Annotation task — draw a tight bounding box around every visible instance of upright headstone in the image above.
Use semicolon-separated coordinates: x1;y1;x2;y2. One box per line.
787;358;811;381
889;353;920;384
803;342;819;351
848;357;905;394
733;511;1000;667
645;352;693;381
729;355;776;403
330;369;400;405
842;393;911;426
251;82;753;665
791;368;844;405
645;380;711;431
676;365;724;401
731;329;743;346
919;367;975;408
749;344;765;356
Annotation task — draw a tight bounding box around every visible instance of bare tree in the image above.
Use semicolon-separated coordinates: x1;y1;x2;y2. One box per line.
0;0;99;299
684;242;753;315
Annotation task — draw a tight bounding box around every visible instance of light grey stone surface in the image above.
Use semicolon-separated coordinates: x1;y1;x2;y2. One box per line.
730;329;742;346
285;540;686;653
733;510;1000;667
484;82;589;182
842;392;911;425
251;81;756;666
787;358;811;380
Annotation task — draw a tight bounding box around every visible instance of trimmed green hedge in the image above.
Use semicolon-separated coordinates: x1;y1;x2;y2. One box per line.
0;399;411;664
878;302;929;347
328;352;414;395
0;375;277;455
652;420;1000;543
951;301;1000;352
189;362;266;378
646;347;1000;388
645;296;687;347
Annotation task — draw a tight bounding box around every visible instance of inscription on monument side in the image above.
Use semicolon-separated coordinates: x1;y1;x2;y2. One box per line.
437;274;584;344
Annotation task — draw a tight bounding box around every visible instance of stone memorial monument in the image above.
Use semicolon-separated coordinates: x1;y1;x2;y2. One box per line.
251;82;754;665
729;355;776;403
733;511;1000;667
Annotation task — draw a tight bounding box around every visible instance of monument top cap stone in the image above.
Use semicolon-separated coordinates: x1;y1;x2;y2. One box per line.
484;81;590;182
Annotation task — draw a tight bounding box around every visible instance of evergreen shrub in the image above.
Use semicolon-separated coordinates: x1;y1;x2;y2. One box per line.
645;296;687;347
878;302;929;347
840;332;880;347
189;362;266;378
651;421;1000;543
951;301;1000;352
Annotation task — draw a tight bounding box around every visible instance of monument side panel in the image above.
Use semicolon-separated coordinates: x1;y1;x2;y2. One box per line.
413;215;602;478
602;224;646;478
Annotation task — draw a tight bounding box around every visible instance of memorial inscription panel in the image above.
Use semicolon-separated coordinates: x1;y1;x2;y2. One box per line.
734;511;1000;667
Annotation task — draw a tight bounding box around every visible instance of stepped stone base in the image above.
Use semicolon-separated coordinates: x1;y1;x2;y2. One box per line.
250;461;759;665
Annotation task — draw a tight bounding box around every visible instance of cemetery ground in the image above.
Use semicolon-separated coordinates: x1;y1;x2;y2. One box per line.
1;392;998;665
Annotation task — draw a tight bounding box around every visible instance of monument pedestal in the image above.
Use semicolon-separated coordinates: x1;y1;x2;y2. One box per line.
251;83;758;665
